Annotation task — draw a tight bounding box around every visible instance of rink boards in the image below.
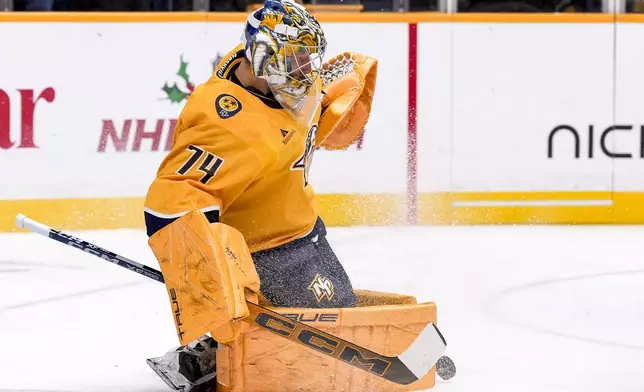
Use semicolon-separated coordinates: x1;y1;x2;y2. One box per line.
3;13;644;230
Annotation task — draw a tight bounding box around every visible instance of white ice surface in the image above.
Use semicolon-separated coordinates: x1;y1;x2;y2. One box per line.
0;225;643;392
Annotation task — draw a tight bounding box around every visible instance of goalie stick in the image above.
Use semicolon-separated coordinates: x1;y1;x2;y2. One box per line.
15;213;451;385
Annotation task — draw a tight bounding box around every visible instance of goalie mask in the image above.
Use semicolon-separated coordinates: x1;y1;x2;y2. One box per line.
243;0;326;127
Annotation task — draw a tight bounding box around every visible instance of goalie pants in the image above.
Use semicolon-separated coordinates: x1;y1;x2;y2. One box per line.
251;217;356;308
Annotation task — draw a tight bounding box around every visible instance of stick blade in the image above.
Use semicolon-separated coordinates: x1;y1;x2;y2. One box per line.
397;323;447;379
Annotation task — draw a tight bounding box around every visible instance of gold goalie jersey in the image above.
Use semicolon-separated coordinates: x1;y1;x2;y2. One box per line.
144;48;321;253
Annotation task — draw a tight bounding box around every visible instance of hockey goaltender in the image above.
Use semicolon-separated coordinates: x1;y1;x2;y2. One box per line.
141;0;452;390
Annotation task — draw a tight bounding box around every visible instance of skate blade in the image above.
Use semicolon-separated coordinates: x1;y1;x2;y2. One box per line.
147;357;184;392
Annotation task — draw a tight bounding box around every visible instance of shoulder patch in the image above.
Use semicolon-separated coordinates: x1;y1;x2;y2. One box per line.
215;94;242;119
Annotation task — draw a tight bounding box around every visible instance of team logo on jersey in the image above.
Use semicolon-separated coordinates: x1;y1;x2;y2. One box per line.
291;124;317;187
308;273;335;303
215;94;242;119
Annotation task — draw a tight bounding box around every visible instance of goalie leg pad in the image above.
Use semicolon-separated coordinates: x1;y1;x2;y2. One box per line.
215;290;437;392
148;210;261;345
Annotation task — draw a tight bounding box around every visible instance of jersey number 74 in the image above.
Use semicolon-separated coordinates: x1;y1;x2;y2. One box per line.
176;145;224;185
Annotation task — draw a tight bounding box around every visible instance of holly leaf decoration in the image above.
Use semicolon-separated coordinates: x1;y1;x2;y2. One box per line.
177;55;190;84
162;82;189;104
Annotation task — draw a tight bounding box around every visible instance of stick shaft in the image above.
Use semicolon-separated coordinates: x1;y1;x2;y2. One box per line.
16;213;165;283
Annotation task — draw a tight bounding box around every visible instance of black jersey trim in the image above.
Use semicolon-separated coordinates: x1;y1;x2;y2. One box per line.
144;207;220;237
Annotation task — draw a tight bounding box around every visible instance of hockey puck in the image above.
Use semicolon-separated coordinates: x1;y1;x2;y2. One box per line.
436;355;456;380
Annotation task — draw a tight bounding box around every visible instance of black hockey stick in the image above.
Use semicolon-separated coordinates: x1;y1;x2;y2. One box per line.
15;213;449;385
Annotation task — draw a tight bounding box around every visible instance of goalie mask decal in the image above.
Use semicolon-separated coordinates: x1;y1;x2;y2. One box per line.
242;0;326;128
